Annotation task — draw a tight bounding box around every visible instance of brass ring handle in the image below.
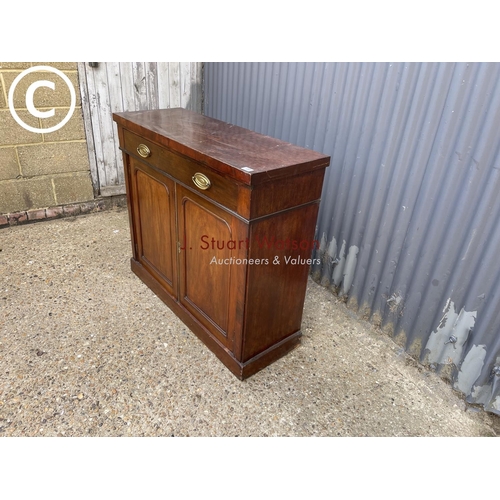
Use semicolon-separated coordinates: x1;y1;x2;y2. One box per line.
137;144;151;158
192;172;211;190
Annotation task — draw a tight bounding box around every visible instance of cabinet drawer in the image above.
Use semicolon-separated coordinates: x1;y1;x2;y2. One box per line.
123;129;163;169
123;128;247;217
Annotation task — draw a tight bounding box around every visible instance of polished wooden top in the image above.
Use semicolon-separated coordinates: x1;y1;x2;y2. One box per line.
113;108;330;186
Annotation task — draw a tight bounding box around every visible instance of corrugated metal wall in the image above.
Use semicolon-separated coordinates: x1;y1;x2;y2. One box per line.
204;62;500;414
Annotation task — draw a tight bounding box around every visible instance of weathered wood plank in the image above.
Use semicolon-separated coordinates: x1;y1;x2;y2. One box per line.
106;62;125;185
100;184;126;196
132;62;148;110
188;61;198;112
157;62;170;109
119;62;136;112
179;62;190;109
84;63;107;195
92;63;118;187
77;62;99;196
146;62;159;110
169;62;181;108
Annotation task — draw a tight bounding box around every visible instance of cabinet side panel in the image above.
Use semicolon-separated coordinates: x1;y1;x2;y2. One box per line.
250;169;325;219
242;203;320;362
122;152;138;261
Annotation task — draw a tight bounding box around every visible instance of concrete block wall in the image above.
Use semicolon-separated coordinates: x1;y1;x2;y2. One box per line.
0;62;94;215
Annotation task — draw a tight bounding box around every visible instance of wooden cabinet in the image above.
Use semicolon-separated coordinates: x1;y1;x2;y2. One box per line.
113;108;330;379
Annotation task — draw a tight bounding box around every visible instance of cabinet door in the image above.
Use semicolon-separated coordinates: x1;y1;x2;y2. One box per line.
177;185;246;351
130;158;177;298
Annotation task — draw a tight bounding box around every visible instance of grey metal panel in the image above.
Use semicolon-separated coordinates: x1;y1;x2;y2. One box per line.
204;62;500;414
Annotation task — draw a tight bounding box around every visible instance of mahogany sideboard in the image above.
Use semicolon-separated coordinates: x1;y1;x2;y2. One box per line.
113;108;330;379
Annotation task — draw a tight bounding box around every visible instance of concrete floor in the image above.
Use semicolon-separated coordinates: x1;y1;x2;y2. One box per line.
0;207;498;437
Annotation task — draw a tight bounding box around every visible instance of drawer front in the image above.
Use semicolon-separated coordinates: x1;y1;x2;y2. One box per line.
123;128;246;217
123;128;163;169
